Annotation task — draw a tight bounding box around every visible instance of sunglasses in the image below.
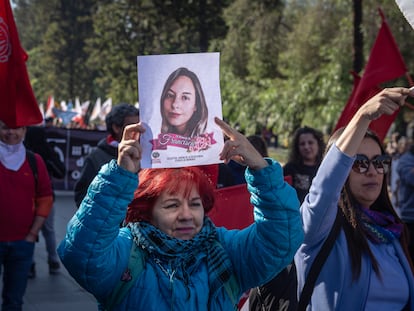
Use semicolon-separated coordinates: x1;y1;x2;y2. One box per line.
352;154;391;174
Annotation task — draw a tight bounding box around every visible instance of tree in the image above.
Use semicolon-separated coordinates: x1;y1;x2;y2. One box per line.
14;0;100;103
85;0;231;103
353;0;363;73
220;0;414;142
12;0;414;138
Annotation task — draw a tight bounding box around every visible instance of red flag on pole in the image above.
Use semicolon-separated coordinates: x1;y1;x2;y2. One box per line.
333;9;407;140
0;0;42;128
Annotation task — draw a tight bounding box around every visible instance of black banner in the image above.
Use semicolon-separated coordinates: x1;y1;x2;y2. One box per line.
45;127;107;191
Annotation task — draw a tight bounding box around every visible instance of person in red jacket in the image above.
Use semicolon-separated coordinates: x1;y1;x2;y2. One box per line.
0;119;53;310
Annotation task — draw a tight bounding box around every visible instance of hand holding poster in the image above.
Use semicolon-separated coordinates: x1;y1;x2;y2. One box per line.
137;53;224;168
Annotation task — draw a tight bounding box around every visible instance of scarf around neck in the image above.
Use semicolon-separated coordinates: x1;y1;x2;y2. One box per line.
106;134;119;147
0;141;26;171
127;217;235;304
356;205;403;244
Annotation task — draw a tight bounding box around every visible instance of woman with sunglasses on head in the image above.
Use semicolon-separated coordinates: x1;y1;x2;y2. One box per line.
295;87;414;310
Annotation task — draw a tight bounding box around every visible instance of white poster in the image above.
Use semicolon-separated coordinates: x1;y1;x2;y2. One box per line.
137;52;224;168
395;0;414;30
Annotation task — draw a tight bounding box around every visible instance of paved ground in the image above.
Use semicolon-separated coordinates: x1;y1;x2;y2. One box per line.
2;191;98;311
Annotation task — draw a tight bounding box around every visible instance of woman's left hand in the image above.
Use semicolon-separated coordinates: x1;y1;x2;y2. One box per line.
215;117;268;170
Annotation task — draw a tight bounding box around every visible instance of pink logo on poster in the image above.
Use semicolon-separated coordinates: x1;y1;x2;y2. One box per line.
151;132;216;152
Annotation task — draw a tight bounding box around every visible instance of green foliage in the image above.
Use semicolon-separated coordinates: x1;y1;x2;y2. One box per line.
12;0;414;136
220;0;354;139
273;1;353;135
221;0;285;79
13;0;97;102
220;0;414;140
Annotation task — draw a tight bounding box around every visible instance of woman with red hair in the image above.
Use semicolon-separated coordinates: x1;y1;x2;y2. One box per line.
58;118;303;310
125;166;216;228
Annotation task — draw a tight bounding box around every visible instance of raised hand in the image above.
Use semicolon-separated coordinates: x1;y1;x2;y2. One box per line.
336;87;414;156
215;117;268;170
117;123;145;173
358;87;413;121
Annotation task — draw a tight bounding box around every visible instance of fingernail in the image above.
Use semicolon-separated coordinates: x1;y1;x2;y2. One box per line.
409;86;414;93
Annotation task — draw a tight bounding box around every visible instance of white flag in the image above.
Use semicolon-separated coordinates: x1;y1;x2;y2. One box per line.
81;100;90;116
39;103;45;119
74;97;82;114
60;100;67;111
45;95;55;118
90;97;101;121
395;0;414;29
99;98;112;121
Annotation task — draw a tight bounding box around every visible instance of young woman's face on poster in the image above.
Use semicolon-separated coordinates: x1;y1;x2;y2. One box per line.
163;75;197;135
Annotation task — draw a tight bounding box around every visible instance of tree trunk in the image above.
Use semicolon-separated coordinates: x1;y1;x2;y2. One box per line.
353;0;363;73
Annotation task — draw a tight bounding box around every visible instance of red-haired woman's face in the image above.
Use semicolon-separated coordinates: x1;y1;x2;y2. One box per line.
150;185;204;240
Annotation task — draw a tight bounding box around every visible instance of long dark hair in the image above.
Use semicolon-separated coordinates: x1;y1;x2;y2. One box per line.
160;67;208;137
327;128;414;279
288;126;325;166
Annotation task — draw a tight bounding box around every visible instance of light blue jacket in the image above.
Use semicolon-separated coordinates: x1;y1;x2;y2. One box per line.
295;145;414;310
397;149;414;222
58;159;303;310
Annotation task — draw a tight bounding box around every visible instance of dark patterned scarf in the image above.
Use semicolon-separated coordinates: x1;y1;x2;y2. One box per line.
127;217;235;304
356;205;403;244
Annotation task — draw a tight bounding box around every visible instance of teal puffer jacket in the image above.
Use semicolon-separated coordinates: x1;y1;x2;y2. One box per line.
58;159;303;310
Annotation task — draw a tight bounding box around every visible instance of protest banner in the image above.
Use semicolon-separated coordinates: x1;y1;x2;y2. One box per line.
44;127;106;190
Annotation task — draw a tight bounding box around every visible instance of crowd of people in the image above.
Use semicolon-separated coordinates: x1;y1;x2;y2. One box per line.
1;86;414;310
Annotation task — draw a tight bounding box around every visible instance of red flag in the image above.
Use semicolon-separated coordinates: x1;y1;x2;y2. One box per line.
0;0;42;128
334;9;407;140
209;184;254;230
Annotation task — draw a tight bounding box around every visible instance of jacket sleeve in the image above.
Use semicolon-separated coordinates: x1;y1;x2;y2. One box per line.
58;160;137;300
217;158;304;291
300;144;354;245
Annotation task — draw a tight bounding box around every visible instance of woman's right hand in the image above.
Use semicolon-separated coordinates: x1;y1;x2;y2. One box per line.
336;87;414;156
117;123;145;173
357;87;412;121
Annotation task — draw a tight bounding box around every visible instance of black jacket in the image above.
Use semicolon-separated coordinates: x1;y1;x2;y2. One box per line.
74;138;117;207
